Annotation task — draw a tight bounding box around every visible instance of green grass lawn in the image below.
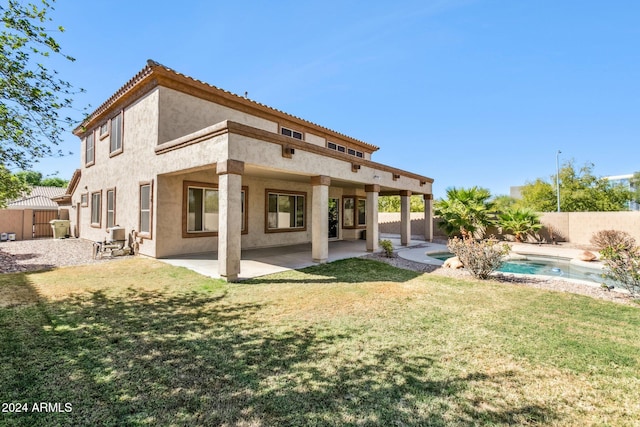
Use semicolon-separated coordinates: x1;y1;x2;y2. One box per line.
1;257;639;426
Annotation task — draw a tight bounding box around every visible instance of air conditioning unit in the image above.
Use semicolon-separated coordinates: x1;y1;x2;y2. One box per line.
108;226;126;242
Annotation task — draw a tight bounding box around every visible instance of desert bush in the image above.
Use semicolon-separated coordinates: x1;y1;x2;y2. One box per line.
447;237;510;280
379;239;394;257
600;245;640;298
590;230;636;251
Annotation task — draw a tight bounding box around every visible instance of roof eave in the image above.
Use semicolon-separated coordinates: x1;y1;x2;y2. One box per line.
74;60;380;152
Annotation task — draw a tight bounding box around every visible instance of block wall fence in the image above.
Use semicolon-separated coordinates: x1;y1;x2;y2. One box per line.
378;211;640;248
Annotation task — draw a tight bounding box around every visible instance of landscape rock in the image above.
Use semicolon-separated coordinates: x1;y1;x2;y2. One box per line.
443;256;464;269
578;251;597;262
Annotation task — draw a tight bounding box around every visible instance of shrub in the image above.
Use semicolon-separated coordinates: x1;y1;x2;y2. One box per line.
600;245;640;298
590;230;636;251
497;207;542;242
379;239;394;258
448;237;510;280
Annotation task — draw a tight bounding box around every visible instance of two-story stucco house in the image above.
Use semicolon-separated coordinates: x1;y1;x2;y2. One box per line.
67;60;434;280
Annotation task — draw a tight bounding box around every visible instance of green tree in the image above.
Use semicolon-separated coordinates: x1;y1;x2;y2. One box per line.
631;172;640;205
491;195;516;213
0;0;82;172
41;176;67;187
498;207;543;242
516;178;556;212
0;165;28;208
434;186;493;240
14;169;67;187
378;196;400;212
517;161;632;212
15;170;43;186
378;195;425;212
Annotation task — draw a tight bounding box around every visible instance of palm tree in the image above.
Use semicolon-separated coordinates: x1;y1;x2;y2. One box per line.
434;186;493;240
498;207;543;242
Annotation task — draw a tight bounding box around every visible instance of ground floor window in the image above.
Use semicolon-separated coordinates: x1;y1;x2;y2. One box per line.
106;188;116;228
343;196;366;228
182;181;247;237
139;181;152;237
266;190;306;232
91;191;101;227
188;187;218;233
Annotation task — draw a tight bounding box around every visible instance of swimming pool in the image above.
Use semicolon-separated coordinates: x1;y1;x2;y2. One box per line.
429;252;608;285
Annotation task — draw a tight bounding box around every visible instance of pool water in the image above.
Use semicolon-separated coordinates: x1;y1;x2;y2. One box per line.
429;253;607;285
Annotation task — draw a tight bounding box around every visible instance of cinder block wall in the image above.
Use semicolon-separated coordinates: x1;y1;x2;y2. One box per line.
540;212;640;247
378;212;448;240
378;211;640;247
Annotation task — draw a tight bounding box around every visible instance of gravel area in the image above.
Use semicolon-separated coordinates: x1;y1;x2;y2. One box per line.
364;252;637;307
0;238;125;273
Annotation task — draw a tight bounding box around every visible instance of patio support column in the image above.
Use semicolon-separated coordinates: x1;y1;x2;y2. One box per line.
423;194;433;242
217;159;244;281
400;190;411;246
365;184;380;252
311;175;330;263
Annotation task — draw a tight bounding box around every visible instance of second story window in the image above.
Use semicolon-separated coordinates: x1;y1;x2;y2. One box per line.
99;122;109;139
110;112;123;155
328;141;363;158
281;127;303;140
85;132;95;166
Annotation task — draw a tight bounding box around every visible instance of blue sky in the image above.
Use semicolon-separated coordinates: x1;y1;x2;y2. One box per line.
30;0;640;199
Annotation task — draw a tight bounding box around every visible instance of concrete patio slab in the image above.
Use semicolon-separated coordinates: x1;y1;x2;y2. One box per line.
160;237;427;280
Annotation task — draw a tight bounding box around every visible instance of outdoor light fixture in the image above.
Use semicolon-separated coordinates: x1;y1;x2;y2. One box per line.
556;150;561;212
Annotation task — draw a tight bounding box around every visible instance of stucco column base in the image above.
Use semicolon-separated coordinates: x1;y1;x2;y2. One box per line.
400;191;411;246
423;194;433;242
311;176;330;263
365;185;379;252
217;160;244;282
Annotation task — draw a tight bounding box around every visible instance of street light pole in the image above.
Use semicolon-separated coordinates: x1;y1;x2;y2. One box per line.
556;150;561;212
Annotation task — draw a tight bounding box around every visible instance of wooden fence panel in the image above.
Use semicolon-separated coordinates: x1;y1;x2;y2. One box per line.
33;210;58;238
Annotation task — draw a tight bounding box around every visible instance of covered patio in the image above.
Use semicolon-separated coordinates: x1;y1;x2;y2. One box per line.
159;236;427;280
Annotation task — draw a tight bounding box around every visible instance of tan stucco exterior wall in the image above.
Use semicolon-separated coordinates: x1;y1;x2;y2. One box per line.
71;70;433;262
71;89;160;257
154;170;361;258
157;87;278;143
229;134;431;196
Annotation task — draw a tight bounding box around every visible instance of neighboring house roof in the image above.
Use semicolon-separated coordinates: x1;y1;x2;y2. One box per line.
74;59;379;153
52;169;81;206
7;186;66;210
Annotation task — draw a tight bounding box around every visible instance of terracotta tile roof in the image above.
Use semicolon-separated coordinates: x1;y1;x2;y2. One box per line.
7;186;66;209
75;60;379;151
